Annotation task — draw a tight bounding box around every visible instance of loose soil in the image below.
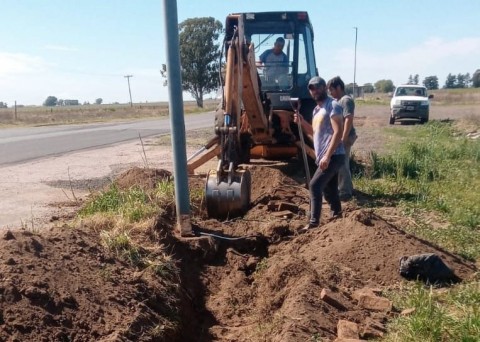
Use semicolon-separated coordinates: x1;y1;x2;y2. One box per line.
0;164;477;341
0;104;479;341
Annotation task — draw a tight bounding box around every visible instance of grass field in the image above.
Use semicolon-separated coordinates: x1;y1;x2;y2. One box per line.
2;88;480;127
356;87;480;107
354;119;480;341
0;99;218;127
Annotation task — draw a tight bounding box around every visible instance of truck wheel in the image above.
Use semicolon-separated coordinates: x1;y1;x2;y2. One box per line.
389;116;395;125
420;117;428;124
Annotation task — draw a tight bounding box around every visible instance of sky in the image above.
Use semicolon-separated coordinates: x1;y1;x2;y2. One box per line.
1;0;479;106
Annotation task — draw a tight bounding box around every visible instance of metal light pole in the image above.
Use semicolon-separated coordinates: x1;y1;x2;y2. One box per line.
162;0;192;236
353;27;358;99
124;75;133;107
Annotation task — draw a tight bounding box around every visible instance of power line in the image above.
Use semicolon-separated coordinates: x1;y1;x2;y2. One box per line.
124;75;133;107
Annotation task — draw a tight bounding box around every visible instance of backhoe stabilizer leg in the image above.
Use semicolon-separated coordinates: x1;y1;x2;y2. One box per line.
186;137;221;175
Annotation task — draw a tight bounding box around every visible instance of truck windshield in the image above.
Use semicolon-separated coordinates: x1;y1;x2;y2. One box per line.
396;87;426;97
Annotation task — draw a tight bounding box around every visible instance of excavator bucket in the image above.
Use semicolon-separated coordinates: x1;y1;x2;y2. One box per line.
205;168;251;219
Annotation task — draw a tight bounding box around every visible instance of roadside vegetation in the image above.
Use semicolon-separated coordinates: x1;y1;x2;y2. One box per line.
354;118;480;341
0;100;217;127
78;178;204;272
385;281;480;342
356;87;480;107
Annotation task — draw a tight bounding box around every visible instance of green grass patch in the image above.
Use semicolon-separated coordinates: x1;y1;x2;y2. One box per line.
385;281;480;342
356;121;480;233
79;184;159;222
79;178;204;222
355;121;480;340
100;230;143;266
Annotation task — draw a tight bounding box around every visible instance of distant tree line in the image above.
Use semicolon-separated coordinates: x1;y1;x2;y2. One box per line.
443;73;473;89
361;69;480;93
43;96;103;106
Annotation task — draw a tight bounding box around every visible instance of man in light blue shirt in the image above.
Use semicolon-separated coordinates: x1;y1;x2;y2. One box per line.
294;76;345;231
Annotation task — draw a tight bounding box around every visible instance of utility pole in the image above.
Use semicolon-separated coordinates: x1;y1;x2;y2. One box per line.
353;27;358;99
162;0;192;236
124;75;133;107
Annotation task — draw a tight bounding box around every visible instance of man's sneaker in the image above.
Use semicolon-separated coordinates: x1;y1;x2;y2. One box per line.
298;223;319;233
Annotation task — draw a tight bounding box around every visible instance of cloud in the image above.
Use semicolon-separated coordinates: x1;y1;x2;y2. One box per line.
326;36;480;85
43;44;79;52
0;52;47;76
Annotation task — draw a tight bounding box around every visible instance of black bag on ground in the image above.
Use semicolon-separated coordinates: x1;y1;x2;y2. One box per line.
399;253;457;282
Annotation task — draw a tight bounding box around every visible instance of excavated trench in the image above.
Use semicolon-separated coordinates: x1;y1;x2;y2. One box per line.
156;163;477;341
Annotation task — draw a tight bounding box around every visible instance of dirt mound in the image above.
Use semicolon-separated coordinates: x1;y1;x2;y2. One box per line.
0;164;476;342
273;210;475;286
180;164;476;341
0;226;180;342
115;167;171;191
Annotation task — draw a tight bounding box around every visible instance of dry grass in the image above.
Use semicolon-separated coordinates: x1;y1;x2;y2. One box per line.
454;114;480;134
430;88;480;105
0;99;218;127
357;87;480;107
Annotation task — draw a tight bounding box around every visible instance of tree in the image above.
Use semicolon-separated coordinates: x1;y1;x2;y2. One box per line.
43;96;58;106
0;102;7;108
472;69;480;88
160;64;168;87
413;74;419;85
423;76;439;90
374;79;394;93
57;99;64;106
444;73;456;89
407;74;419;85
465;73;471;88
456;73;466;88
95;98;103;105
177;17;223;108
363;83;375;93
345;83;357;95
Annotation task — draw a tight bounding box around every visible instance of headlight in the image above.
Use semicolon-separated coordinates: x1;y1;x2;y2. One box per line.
394;99;402;106
420;101;429;106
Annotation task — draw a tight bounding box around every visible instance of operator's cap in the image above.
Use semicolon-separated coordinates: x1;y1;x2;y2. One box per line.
308;76;326;90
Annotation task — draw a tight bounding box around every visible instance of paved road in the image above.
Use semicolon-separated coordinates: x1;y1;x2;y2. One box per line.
0;112;214;166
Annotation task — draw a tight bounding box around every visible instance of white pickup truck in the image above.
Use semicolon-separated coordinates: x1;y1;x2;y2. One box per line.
390;85;434;124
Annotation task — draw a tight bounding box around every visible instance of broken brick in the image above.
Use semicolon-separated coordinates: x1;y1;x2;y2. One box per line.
337;320;359;339
320;288;347;311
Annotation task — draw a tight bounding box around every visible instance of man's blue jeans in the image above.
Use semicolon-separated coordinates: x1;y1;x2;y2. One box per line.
338;143;353;198
309;154;344;226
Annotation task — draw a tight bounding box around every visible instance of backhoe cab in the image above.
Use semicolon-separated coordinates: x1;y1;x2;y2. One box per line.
187;12;318;219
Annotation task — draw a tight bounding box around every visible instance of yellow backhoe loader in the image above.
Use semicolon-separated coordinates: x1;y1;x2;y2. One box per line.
187;11;319;219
